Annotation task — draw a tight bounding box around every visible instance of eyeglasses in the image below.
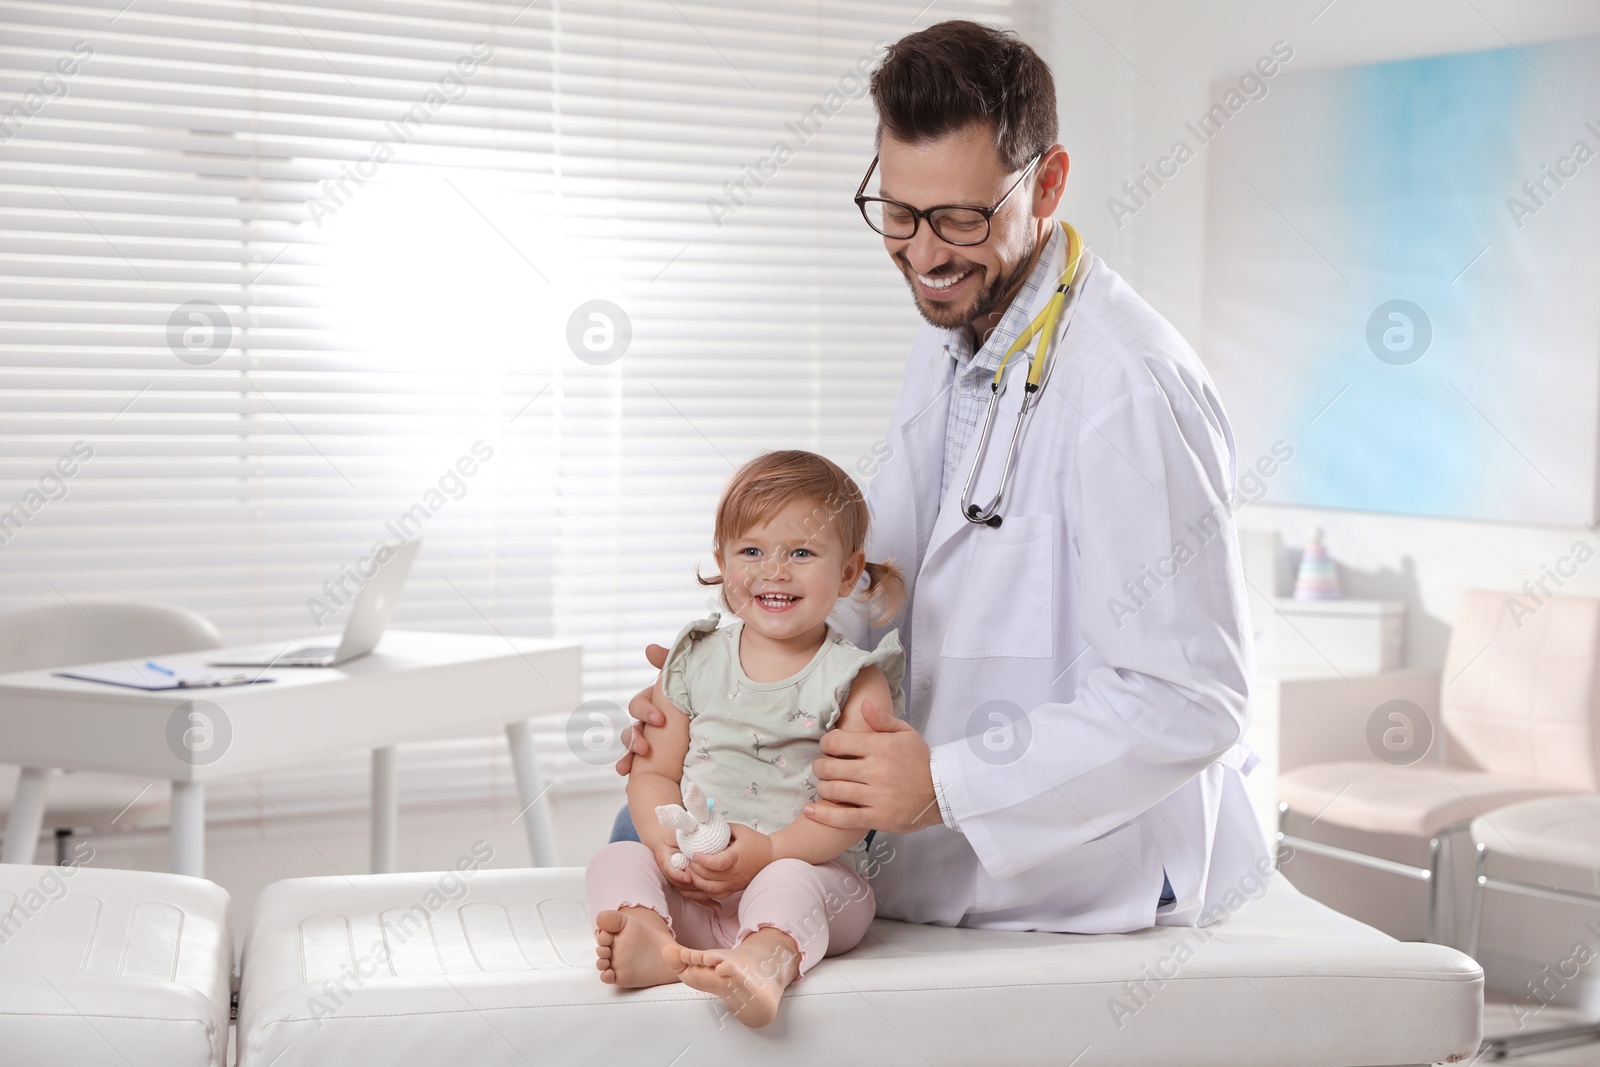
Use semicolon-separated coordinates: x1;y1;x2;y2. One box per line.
853;153;1041;246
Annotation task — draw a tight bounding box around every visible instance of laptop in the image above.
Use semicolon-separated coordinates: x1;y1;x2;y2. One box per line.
211;540;421;668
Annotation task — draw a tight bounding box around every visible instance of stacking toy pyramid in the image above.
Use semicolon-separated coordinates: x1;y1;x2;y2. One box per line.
1293;528;1341;600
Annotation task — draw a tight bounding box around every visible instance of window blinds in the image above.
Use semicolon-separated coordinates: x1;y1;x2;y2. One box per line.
0;0;1018;711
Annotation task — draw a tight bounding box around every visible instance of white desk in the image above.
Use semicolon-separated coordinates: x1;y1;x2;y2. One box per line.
0;630;582;878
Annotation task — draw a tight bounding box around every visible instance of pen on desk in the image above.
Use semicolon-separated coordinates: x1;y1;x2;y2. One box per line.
145;660;175;676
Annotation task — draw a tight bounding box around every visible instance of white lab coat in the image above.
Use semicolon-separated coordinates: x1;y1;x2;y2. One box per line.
835;233;1270;933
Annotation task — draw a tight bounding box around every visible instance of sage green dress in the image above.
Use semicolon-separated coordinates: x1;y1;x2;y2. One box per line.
660;614;905;874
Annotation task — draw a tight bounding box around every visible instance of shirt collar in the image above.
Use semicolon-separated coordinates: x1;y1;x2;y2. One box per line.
943;223;1064;374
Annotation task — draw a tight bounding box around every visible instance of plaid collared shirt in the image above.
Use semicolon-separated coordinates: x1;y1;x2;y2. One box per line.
938;225;1064;506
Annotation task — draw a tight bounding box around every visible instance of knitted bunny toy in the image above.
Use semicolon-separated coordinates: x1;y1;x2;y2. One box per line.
654;781;730;870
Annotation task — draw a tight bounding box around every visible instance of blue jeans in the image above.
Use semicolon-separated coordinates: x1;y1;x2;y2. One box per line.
609;803;641;843
607;804;1176;904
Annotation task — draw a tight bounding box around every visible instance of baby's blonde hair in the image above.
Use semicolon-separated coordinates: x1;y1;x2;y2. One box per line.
697;450;905;625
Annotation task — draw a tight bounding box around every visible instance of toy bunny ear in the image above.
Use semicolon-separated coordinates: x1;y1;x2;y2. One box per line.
654;803;696;833
681;782;711;824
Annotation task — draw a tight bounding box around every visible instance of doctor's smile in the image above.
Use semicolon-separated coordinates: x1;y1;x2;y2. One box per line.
910;264;971;298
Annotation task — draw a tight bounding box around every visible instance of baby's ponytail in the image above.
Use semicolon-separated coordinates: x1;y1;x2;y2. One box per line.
860;559;906;626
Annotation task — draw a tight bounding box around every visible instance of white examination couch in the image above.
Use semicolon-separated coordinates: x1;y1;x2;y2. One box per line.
236;867;1482;1067
1;863;233;1067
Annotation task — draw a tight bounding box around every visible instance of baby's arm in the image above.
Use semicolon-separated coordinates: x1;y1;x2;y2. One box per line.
626;676;698;879
768;664;893;865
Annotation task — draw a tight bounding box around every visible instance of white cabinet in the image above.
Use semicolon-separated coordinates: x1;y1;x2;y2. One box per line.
1267;598;1405;675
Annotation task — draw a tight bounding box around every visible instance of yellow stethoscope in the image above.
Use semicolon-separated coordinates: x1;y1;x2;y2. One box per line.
960;221;1092;528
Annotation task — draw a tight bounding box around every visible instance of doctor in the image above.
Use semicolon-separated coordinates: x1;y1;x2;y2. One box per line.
617;20;1269;933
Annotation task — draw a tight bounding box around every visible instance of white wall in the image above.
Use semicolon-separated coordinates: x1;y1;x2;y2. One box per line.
1046;0;1600;664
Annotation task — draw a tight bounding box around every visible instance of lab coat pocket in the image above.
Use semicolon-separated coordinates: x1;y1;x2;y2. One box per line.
941;514;1055;659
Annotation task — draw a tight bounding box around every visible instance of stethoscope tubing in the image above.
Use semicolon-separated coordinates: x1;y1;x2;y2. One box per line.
960;233;1094;528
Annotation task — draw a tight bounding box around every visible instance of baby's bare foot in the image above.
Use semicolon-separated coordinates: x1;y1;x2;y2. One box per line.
594;907;679;988
666;929;800;1028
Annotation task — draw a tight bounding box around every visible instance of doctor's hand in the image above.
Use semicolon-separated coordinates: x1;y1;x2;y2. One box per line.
805;700;942;835
613;643;671;777
684;823;773;900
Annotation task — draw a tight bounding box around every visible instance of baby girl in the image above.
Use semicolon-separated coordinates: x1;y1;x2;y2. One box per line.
585;449;905;1026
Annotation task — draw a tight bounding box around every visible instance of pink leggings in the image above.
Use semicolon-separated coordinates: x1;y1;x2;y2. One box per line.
585;841;875;979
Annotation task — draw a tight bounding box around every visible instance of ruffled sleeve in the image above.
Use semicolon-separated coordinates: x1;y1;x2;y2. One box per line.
822;628;906;731
660;614;722;718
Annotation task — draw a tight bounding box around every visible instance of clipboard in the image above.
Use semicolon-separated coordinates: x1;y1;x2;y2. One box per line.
53;664;274;691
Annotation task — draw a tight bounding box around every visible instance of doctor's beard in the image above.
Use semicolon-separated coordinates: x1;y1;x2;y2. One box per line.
895;233;1039;332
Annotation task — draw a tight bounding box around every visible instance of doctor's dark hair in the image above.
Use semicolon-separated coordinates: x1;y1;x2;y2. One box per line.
870;20;1057;172
698;450;905;626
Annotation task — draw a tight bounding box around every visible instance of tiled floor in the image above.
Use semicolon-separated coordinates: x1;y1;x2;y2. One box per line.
1477;997;1600;1065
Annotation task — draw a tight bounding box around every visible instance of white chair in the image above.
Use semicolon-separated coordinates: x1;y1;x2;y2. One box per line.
0;861;233;1066
1467;795;1600;1059
235;866;1481;1067
1277;590;1600;943
0;602;222;865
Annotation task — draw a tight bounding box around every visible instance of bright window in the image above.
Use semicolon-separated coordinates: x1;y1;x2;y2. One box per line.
0;0;1018;704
